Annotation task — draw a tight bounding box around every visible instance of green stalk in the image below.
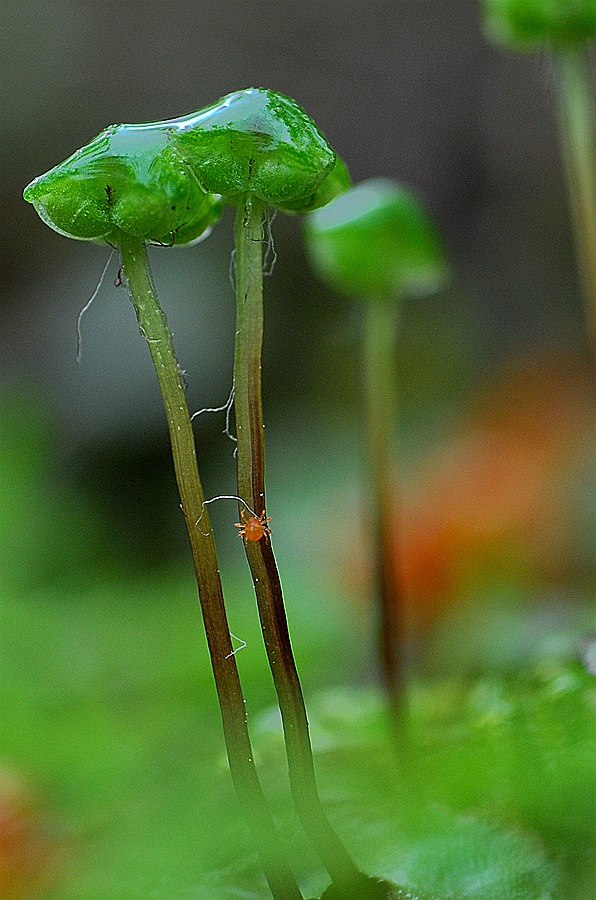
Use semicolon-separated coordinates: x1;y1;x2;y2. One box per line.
554;47;596;351
119;233;302;900
361;299;406;723
233;198;361;890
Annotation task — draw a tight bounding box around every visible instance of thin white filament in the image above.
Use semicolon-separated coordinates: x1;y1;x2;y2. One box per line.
76;250;115;363
195;494;258;534
225;633;247;659
263;209;277;277
229;247;237;292
191;384;237;444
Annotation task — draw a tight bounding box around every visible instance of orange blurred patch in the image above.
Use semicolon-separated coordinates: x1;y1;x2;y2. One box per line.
0;769;56;899
398;355;594;629
339;354;595;633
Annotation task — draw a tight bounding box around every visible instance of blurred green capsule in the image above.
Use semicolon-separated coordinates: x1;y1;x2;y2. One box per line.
482;0;596;48
304;179;449;302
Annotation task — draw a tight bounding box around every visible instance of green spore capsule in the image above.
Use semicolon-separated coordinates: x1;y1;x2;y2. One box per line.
173;87;346;212
483;0;596;48
23;89;347;243
304;179;448;302
23;121;223;245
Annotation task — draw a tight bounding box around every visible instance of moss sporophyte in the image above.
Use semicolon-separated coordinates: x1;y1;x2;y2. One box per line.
304;180;449;726
481;1;596;356
25;89;443;899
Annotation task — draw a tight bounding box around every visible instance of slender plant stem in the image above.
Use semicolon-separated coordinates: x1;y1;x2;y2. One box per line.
233;198;361;890
361;299;406;723
554;47;596;352
118;233;302;900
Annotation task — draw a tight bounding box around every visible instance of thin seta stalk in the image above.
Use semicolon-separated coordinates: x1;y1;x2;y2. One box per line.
303;179;449;732
233;197;362;892
553;47;596;353
361;298;408;726
118;232;302;900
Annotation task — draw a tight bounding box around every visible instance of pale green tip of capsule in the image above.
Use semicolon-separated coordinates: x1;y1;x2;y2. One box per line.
482;0;596;49
280;154;351;213
304;179;449;302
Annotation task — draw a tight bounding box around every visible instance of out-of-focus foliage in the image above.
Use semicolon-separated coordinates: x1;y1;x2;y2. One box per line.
1;391;593;899
3;578;580;899
255;660;595;898
0;392;111;595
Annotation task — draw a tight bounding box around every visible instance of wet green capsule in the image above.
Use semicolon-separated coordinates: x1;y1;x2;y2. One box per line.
173;87;345;211
23;120;222;245
24;88;348;243
281;154;351;214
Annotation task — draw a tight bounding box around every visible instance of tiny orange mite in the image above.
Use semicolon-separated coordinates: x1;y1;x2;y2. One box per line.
235;509;271;541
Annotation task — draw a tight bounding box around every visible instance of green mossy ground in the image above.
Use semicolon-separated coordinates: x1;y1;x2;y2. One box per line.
1;395;593;899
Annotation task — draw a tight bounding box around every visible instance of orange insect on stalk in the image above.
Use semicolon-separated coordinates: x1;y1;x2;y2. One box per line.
235;509;271;541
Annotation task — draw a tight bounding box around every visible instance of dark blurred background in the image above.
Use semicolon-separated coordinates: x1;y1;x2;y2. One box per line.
0;0;592;570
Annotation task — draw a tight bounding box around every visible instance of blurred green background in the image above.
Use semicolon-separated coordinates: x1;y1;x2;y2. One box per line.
1;2;595;898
